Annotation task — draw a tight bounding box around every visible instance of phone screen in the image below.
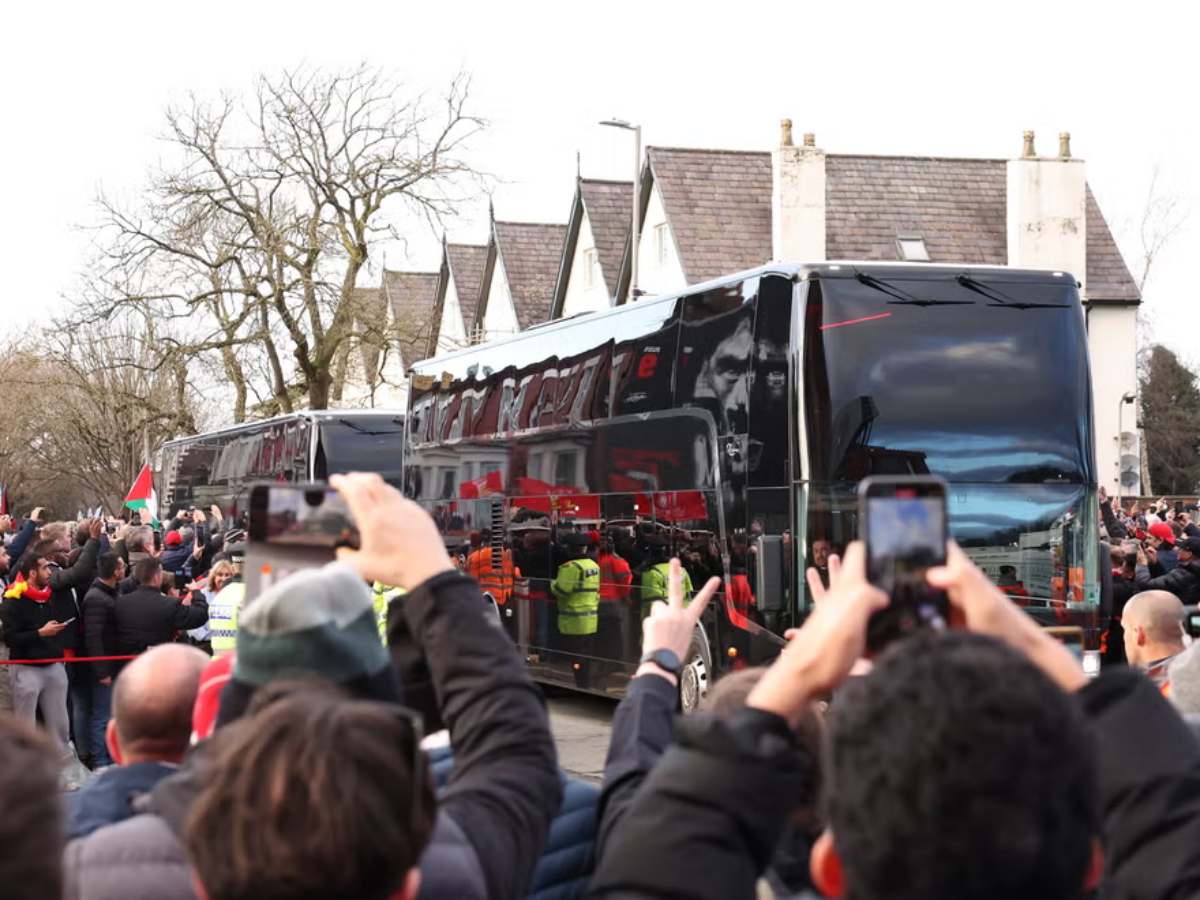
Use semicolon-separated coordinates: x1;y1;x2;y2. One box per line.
859;476;950;652
249;486;359;549
246;483;360;602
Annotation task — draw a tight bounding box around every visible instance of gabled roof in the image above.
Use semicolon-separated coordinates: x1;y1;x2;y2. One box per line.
550;178;632;319
426;240;488;358
446;243;488;327
647;147;773;285
382;270;440;365
613;145;1139;303
479;220;566;330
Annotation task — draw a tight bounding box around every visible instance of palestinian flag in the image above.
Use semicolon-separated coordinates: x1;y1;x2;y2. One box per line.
124;464;160;525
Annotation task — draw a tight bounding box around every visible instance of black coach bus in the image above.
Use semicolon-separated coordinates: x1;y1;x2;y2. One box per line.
156;410;405;521
406;263;1099;709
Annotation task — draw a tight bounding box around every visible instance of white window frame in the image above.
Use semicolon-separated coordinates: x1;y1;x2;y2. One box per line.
654;223;669;265
583;248;597;288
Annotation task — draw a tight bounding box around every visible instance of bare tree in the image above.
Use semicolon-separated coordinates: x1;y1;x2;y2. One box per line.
76;64;484;420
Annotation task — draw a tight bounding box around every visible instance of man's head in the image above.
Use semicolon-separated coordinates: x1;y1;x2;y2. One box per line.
97;552;125;585
40;521;70;553
0;713;64;900
1123;589;1186;668
107;643;208;766
1148;522;1176;549
134;556;164;589
16;554;52;590
814;631;1100;900
185;689;434;900
562;531;591;559
812;539;832;568
1179;538;1200;564
164;530;183;549
127;524;156;555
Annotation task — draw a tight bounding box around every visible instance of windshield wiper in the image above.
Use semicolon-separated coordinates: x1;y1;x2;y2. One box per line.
335;417;405;436
856;272;973;306
956;274;1071;309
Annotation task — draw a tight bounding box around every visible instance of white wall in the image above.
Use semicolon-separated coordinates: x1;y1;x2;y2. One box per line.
482;250;520;339
562;208;612;317
1088;304;1140;496
437;268;468;353
635;181;687;298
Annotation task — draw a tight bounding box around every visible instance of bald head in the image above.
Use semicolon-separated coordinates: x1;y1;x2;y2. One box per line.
1123;590;1186;668
111;644;209;763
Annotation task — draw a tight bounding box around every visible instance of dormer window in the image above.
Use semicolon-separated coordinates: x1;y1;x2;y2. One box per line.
897;236;930;262
583;248;598;288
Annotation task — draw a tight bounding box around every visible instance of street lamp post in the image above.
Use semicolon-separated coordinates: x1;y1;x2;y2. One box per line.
1116;391;1137;509
599;118;641;302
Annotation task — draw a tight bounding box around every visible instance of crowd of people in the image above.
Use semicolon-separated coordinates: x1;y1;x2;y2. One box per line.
2;481;1200;898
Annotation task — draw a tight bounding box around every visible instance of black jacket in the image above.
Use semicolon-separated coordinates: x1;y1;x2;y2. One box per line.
1135;560;1200;604
114;587;207;655
48;538;101;652
82;580;121;679
65;761;178;839
587;668;1200;900
0;592;61;664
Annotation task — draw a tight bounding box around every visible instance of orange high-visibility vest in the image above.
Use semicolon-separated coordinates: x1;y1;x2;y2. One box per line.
467;546;519;604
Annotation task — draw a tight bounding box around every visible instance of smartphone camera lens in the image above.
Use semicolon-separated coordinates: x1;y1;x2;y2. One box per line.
304;490;324;507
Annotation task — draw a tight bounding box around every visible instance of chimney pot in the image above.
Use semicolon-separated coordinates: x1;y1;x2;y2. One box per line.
1022;130;1036;158
1058;131;1072;159
803;132;816;148
780;118;793;148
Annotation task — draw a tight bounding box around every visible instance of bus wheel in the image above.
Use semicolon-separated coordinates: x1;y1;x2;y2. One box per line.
680;626;712;714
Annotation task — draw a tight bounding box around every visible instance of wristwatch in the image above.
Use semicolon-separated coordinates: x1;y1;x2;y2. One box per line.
639;648;682;677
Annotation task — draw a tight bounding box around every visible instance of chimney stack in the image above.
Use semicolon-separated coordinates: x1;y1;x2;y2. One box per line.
1007;129;1087;293
772;120;826;262
780;118;794;147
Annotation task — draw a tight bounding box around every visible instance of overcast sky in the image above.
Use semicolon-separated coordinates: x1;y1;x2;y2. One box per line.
4;0;1195;364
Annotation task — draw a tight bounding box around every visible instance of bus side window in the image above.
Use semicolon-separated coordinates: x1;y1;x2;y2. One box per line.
675;280;756;437
749;275;793;487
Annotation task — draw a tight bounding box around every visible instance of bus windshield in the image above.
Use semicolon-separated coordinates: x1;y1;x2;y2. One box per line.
315;415;406;488
803;271;1098;612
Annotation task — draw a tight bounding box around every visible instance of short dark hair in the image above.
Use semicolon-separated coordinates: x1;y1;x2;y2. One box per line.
0;713;64;899
97;552;122;581
133;556;162;586
827;631;1097;900
186;690;435;900
15;554;47;580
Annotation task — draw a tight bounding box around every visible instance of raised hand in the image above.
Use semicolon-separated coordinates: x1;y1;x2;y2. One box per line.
641;558;719;668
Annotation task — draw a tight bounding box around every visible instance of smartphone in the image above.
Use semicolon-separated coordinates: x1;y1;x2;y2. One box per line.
60;617;76;626
245;483;360;601
858;476;950;652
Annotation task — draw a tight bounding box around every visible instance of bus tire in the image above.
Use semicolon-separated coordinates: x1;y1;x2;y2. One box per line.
680;624;713;714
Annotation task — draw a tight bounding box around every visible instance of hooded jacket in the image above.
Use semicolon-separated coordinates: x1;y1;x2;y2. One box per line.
82;579;121;680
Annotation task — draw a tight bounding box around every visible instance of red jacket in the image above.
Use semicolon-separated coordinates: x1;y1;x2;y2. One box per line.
599;553;633;601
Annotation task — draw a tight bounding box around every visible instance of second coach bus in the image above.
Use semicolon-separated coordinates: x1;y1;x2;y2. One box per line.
406;262;1099;708
156;410;405;521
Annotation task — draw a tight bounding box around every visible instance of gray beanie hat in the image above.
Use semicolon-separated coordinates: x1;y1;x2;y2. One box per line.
234;562;389;688
1168;643;1200;715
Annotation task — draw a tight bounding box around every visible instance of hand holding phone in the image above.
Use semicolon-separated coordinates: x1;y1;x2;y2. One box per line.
858;476;950;652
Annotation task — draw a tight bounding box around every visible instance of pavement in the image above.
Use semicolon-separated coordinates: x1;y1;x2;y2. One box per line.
546;690;617;783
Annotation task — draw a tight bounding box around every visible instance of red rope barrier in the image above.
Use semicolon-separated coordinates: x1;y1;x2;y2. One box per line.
0;654;138;665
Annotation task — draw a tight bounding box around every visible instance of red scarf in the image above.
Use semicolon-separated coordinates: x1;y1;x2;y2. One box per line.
3;573;51;603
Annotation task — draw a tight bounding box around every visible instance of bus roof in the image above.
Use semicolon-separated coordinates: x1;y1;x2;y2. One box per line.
160;409;405;449
409;261;1079;372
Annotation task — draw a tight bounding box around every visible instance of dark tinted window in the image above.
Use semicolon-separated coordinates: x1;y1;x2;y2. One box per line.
803;274;1092;484
317;415;405;487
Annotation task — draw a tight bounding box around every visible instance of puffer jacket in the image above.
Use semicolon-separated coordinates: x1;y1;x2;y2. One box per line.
1135;560;1200;604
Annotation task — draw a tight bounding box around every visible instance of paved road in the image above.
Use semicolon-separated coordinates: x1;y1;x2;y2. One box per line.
547;690;617;783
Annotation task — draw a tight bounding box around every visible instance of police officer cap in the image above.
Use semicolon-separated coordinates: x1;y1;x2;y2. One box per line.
643;533;669;548
562;532;592;547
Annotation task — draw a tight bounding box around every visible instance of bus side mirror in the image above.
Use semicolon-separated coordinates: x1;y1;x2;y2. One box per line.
755;535;784;612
